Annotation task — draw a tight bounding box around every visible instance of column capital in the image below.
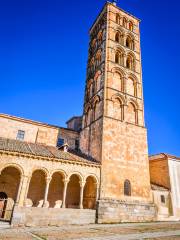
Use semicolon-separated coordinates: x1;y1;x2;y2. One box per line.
45;177;52;183
63;179;69;184
79;181;86;188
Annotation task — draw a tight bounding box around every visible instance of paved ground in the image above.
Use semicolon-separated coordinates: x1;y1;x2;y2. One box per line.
0;222;180;240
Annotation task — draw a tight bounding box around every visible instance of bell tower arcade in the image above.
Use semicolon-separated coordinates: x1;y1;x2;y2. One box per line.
80;1;155;222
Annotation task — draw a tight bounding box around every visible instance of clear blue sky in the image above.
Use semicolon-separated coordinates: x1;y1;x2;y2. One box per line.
0;0;179;156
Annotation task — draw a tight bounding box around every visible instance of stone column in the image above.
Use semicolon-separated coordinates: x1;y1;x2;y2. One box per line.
62;179;69;208
15;176;24;205
79;181;86;209
18;175;31;207
43;177;51;207
95;183;100;202
23;176;32;206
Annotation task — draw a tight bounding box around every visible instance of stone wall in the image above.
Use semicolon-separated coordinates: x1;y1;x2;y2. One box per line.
0;114;59;146
101;118;151;201
58;128;79;150
97;200;156;223
149;158;170;189
11;206;96;227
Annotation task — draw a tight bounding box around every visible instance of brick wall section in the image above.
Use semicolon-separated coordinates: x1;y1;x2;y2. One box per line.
149;158;171;189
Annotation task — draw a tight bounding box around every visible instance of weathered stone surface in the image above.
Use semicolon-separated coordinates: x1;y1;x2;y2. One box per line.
11;206;96;227
97;200;156;223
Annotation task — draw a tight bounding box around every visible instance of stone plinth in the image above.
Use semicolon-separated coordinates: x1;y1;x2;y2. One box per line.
97;199;156;223
11;206;96;227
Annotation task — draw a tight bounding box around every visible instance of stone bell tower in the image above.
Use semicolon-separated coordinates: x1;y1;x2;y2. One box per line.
80;1;156;222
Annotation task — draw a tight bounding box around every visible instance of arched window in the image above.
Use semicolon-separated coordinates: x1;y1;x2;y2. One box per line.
113;97;123;121
127;77;137;96
126;36;131;48
123;17;127;28
115;32;120;43
94;100;99;120
127;102;138;124
115;50;124;65
126;55;135;71
113;71;124;92
95;51;102;66
97;31;103;45
129;21;134;31
116;14;120;24
126;36;134;50
124;180;131;196
115;52;120;64
85;108;92;126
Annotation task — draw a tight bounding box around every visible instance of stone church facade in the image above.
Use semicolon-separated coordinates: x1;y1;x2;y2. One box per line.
0;1;179;226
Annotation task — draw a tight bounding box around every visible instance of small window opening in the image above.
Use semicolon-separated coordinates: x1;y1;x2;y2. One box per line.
16;130;25;141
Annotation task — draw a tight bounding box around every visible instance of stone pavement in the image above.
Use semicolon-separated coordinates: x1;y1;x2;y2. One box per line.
0;222;180;240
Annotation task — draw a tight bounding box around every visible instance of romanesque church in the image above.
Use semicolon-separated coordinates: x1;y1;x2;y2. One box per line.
0;1;179;226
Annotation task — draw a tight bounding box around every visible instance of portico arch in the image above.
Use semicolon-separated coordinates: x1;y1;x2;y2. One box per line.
0;166;21;201
66;174;82;208
83;176;97;209
0;166;21;220
27;169;46;207
48;172;65;208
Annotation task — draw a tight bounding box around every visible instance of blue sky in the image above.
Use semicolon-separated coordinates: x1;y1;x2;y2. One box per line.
0;0;179;156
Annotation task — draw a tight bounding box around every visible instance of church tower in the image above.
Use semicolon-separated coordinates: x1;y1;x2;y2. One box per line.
80;1;155;222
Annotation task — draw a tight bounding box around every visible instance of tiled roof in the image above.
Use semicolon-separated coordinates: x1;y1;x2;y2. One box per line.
151;184;169;192
0;137;100;166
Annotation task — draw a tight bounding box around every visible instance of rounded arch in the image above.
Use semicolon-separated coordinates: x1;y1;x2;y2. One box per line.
92;95;100;108
85;103;92;114
126;53;136;71
83;175;98;209
126;34;135;50
129;21;134;31
127;75;137;97
111;94;125;121
116;13;121;24
48;171;65;208
85;174;99;185
94;70;102;92
30;167;50;178
122;16;128;28
115;48;125;65
111;67;125;76
111;93;126;106
50;169;67;179
128;73;138;83
27;169;47;207
67;172;84;182
0;163;24;176
66;173;82;208
111;68;125;92
128;98;139;110
0;167;21;197
127;101;138;124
